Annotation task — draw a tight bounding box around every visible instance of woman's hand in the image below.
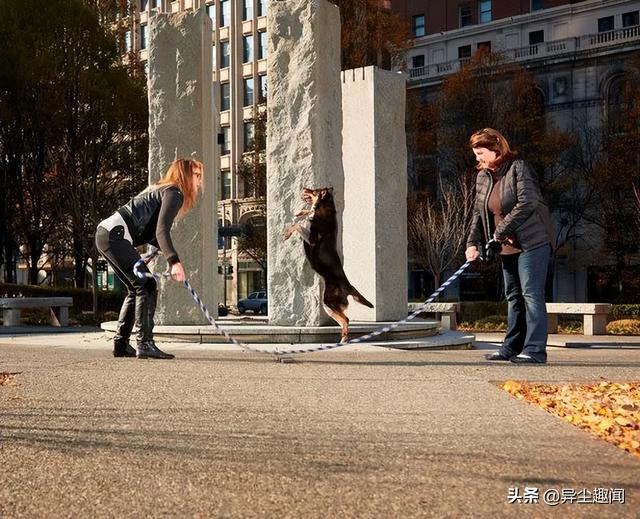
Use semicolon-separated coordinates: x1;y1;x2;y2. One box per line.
465;246;480;261
170;262;186;282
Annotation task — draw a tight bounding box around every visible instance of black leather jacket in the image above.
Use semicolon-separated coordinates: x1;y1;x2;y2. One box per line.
117;185;184;265
467;159;554;255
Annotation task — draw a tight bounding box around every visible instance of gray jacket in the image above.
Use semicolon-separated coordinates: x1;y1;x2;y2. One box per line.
467;159;554;253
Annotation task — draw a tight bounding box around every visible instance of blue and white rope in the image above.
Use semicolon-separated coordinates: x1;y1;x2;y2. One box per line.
134;250;477;356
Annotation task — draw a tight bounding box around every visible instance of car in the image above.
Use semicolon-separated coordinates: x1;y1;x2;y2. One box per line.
237;291;268;315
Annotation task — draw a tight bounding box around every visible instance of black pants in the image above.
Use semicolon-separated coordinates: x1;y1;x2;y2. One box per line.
95;225;157;345
95;226;156;295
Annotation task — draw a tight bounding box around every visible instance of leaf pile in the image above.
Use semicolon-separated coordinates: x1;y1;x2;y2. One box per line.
0;372;16;386
501;380;640;457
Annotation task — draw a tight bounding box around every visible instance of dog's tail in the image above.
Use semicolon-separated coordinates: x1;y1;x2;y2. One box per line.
350;286;374;308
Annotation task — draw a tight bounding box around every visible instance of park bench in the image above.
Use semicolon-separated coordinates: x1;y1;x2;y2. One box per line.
407;302;612;335
408;302;460;331
0;297;73;327
546;303;611;335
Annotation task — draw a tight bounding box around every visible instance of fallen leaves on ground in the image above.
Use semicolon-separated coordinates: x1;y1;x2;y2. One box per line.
501;380;640;458
0;372;17;386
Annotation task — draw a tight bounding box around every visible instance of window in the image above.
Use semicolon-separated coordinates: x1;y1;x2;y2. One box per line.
258;74;267;102
244;122;255;151
243;35;254;63
221;41;230;68
125;30;132;52
460;6;472;27
477;41;491;52
207;4;216;27
244;78;254;106
212;43;216;68
607;75;626;134
220;0;230;27
242;0;253;21
151;0;159;8
531;0;544;11
529;30;544;45
140;0;148;10
411;55;425;68
221;170;231;199
221;82;230;111
258;31;268;59
479;1;492;23
221;127;230;155
412;15;425;37
458;45;471;59
598;16;614;32
140;25;147;50
258;0;268;17
622;11;639;27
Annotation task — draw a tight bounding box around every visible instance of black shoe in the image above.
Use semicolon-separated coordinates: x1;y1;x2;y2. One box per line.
113;342;137;358
510;354;545;364
137;341;174;360
485;352;511;361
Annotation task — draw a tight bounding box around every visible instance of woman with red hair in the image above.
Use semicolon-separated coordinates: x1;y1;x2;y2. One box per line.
95;158;203;359
466;129;553;364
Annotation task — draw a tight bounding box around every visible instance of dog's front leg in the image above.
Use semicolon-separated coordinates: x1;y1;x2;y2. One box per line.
283;223;304;241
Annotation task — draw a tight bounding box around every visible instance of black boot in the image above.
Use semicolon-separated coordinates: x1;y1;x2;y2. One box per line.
113;292;137;357
135;289;174;360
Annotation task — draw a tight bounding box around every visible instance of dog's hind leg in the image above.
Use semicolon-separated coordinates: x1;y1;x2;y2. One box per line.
325;306;350;343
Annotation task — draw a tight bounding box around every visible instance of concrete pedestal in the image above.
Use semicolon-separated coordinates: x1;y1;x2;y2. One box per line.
342;66;408;321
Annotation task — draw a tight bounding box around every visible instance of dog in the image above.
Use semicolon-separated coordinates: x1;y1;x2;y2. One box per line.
283;187;373;342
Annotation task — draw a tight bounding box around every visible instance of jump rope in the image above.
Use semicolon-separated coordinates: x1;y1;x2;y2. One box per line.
133;242;493;358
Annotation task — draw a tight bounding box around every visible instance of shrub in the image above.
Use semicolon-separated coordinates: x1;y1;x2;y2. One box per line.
459;301;507;323
610;304;640;321
460;314;507;332
607;319;640;335
0;283;124;314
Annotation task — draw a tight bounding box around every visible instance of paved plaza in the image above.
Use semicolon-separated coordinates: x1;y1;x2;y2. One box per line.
1;330;639;517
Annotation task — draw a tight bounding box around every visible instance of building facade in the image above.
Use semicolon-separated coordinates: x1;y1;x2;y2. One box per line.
393;0;640;302
126;0;268;306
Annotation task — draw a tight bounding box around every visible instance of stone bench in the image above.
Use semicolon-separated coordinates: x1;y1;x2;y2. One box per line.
546;303;611;335
408;302;460;331
0;297;73;327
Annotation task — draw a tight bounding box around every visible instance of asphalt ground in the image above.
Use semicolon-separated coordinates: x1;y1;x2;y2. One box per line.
1;330;639;518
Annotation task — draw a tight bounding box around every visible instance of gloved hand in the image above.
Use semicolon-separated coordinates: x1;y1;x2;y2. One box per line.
484;239;502;262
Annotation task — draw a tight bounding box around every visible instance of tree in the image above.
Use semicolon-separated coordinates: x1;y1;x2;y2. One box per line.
236;108;267;287
329;0;411;70
0;0;68;284
0;0;148;307
407;178;473;289
586;61;640;296
236;108;266;199
237;213;267;289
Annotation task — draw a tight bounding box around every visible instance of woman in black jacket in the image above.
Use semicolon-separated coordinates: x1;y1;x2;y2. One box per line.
465;129;553;364
95;158;203;359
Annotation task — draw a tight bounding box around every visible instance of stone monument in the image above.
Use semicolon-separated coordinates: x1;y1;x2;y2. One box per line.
341;66;408;321
147;8;217;325
266;0;343;326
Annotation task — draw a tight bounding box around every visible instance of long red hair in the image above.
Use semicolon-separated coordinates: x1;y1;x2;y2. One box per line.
155;158;203;215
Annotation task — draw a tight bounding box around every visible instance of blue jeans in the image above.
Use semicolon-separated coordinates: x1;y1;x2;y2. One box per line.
499;245;551;363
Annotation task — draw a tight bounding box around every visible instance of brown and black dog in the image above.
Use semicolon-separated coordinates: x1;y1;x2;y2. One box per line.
284;187;373;342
